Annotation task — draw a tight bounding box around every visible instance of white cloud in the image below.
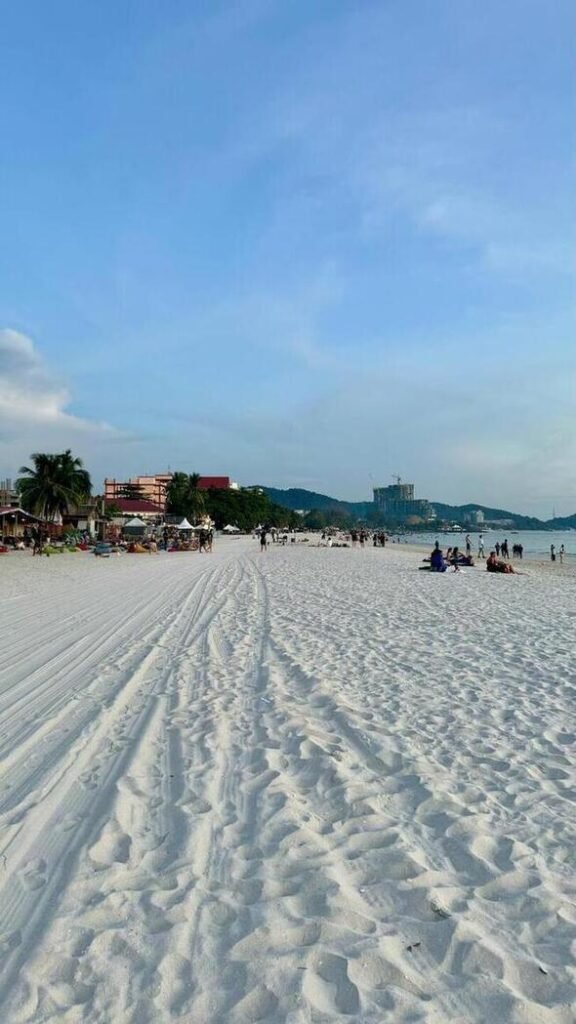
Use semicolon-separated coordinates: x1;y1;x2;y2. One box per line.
0;329;115;476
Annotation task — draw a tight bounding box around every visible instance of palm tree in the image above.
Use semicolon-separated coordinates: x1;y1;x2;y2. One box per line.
165;471;205;522
187;472;205;521
17;450;92;520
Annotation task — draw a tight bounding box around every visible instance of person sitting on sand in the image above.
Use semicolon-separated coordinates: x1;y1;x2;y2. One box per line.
430;547;447;572
486;551;515;574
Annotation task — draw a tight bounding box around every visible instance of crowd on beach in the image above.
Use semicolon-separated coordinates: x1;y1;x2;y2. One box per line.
422;536;563;574
2;522;569;569
124;527;215;554
420;534;519;574
0;523;217;557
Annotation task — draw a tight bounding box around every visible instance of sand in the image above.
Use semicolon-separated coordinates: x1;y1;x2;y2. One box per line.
0;541;575;1023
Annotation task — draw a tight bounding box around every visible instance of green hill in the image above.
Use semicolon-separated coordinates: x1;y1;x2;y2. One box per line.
260;487;370;518
259;486;575;530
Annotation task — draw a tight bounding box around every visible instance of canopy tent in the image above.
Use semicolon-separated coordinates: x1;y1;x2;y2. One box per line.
222;524;240;533
177;518;194;531
123;517;147;535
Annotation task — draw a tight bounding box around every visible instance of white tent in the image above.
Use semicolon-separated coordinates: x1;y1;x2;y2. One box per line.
177;518;194;530
124;516;147;537
222;524;240;533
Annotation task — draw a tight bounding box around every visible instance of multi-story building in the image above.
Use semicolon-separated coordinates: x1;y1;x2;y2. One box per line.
463;508;485;525
104;473;172;508
373;480;433;524
0;478;19;508
104;473;238;511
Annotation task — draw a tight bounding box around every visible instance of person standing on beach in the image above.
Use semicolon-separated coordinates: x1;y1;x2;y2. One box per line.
465;534;471;556
502;539;509;560
495;542;501;557
559;544;565;563
260;528;268;552
550;544;556;562
478;533;485;557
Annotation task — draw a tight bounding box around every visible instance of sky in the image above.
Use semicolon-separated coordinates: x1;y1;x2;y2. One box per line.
1;0;575;517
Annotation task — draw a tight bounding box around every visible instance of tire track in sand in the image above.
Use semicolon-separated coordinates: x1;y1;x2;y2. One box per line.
0;558;230;1014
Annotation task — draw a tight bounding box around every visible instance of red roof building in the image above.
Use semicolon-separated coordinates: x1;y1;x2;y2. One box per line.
197;476;231;490
105;498;163;516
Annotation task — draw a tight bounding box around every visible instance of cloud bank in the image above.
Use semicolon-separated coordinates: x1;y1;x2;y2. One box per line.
0;329;114;477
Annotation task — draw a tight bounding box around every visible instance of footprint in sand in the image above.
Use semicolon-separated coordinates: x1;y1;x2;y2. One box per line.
19;858;47;891
88;826;131;867
302;952;359;1015
58;813;85;833
0;930;22;955
232;983;279;1022
79;768;100;791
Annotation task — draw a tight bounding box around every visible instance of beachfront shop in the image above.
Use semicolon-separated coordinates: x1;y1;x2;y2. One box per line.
0;506;44;543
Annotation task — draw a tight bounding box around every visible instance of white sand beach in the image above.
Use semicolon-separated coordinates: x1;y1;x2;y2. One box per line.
0;541;575;1023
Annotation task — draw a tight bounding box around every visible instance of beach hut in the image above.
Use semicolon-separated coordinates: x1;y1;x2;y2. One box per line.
0;506;43;542
123;516;147;537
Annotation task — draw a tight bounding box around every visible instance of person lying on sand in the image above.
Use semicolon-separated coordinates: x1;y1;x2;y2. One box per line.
486;551;516;574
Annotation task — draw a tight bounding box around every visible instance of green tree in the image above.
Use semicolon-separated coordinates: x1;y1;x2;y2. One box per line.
17;450;92;520
204;488;298;531
166;472;206;522
302;507;354;530
104;501;123;520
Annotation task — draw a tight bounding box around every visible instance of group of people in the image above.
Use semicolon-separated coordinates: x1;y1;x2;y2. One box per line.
493;539;511;559
423;542;475;573
423;540;526;575
349;530;370;547
158;526;214;552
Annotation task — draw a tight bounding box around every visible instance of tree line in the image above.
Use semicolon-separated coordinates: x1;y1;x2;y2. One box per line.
166;472;301;532
14;453;301;532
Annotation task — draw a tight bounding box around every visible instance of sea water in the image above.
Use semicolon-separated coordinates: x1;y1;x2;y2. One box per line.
399;529;575;559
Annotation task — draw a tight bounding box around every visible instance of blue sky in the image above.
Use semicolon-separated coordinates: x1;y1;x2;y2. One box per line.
1;0;574;515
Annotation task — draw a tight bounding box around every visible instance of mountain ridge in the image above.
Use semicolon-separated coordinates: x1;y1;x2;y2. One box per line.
258;486;576;530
